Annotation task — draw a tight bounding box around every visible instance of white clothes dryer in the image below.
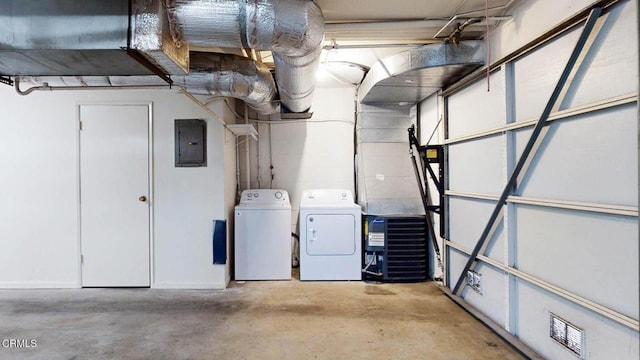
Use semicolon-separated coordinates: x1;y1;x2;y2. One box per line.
299;189;362;281
235;189;291;280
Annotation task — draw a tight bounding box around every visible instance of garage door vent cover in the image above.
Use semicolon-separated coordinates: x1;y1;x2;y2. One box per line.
550;313;584;358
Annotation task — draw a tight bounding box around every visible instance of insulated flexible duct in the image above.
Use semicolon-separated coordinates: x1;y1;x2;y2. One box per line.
164;0;325;113
175;52;278;114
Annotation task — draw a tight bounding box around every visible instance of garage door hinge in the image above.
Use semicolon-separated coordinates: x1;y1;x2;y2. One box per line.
79;121;83;130
81;254;84;264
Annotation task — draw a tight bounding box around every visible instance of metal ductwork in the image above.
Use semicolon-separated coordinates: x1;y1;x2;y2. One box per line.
355;41;484;216
0;0;171;77
175;52;278;114
16;52;278;114
164;0;325;113
358;41;485;105
0;0;320;115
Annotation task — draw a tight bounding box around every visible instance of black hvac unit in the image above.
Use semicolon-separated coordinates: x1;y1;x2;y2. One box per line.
362;215;427;282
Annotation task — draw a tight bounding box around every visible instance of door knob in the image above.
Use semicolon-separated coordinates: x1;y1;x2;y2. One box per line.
139;196;147;202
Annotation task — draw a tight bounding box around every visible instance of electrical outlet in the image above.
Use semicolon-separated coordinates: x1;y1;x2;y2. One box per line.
466;270;482;294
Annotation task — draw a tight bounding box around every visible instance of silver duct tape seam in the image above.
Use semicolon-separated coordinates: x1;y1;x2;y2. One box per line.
271;0;324;56
165;0;243;48
132;0;189;74
166;0;323;52
245;0;276;49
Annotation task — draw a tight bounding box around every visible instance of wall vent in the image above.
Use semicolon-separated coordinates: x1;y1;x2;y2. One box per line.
550;313;585;358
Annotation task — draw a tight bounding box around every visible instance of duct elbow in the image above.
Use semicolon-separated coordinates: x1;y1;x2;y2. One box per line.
271;0;324;113
270;0;325;57
177;52;279;114
163;0;325;114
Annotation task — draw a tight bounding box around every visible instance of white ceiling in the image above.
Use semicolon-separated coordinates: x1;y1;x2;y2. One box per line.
318;0;517;43
308;0;520;87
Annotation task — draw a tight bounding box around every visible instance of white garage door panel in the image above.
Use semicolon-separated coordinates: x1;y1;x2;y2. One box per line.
443;1;638;356
461;262;507;328
562;2;638;110
419;93;440;142
447;248;508;329
514;105;638;206
448;197;505;260
447;247;470;288
448;135;505;195
514;29;578;121
516;280;640;360
515;205;639;317
448;70;506;139
514;2;637;121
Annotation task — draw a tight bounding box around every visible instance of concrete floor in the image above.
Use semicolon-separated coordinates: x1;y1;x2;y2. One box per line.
0;280;524;360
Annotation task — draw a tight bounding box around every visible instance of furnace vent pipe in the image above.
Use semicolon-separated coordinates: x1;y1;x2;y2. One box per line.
164;0;325;113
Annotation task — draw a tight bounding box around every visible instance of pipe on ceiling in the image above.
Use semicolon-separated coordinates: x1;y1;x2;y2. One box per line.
433;0;516;39
164;0;325;113
324;19;450;32
15;52;279;114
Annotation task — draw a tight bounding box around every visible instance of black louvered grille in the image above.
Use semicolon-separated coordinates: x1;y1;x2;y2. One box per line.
384;216;427;282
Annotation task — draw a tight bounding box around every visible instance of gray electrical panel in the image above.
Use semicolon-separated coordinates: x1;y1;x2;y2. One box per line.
175;119;206;167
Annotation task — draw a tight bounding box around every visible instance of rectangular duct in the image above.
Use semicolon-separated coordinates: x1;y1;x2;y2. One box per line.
0;0;185;77
356;103;424;215
356;42;484;215
358;41;484;105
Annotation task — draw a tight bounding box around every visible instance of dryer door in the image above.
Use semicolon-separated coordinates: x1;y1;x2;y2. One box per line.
305;214;356;255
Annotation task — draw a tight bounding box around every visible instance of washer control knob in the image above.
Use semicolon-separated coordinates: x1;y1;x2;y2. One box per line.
274;191;283;199
254;193;259;198
247;193;252;197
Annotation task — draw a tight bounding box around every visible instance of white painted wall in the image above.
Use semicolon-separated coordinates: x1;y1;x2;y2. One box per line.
246;87;357;234
0;86;235;289
420;0;639;358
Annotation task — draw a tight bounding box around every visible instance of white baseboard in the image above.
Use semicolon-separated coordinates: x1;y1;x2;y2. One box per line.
0;282;79;289
152;282;227;290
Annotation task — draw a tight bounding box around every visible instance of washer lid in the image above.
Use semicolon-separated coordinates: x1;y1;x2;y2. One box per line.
235;203;291;210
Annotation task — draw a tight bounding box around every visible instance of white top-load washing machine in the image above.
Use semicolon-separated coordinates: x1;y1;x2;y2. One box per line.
235;189;291;280
299;189;362;281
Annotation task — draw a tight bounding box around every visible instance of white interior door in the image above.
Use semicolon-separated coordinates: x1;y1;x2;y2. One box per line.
80;104;150;287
